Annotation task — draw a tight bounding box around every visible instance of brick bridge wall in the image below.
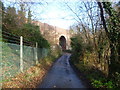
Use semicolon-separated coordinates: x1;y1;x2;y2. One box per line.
32;21;71;50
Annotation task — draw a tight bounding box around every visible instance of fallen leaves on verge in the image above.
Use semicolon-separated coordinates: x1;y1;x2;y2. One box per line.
2;61;52;88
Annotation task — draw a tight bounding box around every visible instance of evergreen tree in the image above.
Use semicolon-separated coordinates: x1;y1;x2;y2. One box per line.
28;8;32;23
17;3;26;26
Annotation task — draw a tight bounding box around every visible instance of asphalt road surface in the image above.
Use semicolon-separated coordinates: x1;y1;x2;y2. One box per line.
37;53;86;88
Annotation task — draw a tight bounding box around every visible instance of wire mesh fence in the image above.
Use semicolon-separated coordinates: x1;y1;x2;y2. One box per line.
1;41;50;82
1;42;20;81
0;30;51;83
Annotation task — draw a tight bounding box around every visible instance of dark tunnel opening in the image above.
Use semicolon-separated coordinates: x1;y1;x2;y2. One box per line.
59;36;66;50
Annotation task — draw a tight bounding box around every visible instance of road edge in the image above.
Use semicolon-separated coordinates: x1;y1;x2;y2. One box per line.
69;57;93;88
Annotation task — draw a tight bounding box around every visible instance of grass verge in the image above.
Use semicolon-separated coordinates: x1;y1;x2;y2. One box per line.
70;60;118;88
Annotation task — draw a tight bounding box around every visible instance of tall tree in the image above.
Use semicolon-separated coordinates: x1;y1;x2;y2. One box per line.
28;8;32;23
17;3;26;26
2;6;18;31
97;2;120;77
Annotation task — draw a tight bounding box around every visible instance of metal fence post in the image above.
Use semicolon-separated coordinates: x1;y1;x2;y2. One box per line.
20;36;23;72
35;42;38;64
0;30;2;89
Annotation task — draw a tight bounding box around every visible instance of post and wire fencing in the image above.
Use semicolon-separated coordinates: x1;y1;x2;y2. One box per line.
1;31;50;82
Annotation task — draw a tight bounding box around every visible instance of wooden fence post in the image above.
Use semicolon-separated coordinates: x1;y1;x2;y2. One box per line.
20;36;23;72
35;42;38;64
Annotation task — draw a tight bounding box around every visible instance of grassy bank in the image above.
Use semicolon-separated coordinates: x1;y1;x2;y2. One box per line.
71;60;119;88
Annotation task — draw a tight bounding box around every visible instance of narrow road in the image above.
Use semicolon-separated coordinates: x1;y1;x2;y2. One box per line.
37;53;86;88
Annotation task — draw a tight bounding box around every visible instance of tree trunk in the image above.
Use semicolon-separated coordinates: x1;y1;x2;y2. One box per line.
97;2;119;77
109;44;116;77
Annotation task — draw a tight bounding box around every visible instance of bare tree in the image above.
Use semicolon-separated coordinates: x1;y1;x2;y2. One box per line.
65;1;112;74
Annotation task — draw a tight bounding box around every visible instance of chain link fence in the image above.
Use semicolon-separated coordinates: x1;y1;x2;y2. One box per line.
1;41;50;82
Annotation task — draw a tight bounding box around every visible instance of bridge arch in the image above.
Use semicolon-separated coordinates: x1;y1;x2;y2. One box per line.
59;36;66;50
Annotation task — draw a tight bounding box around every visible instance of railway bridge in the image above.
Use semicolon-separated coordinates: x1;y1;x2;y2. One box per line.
32;21;71;50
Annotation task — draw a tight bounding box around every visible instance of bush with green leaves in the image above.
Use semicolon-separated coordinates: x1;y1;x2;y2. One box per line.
1;1;50;48
70;34;85;63
50;44;62;58
12;23;50;48
75;61;116;88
